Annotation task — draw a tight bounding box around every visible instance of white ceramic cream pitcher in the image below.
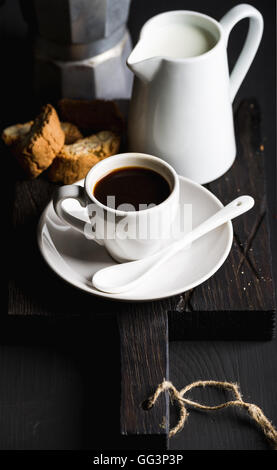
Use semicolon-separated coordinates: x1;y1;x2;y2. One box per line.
127;4;263;184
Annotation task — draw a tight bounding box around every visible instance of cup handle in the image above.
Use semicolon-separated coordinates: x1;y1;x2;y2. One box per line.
220;4;263;103
53;185;105;246
53;184;88;234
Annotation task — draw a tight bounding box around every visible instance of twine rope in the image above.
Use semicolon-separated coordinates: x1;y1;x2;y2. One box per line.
145;380;277;449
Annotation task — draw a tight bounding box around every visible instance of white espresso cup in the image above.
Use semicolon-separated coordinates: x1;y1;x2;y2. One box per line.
53;153;180;262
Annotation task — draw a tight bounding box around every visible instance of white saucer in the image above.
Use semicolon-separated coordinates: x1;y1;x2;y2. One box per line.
37;177;233;302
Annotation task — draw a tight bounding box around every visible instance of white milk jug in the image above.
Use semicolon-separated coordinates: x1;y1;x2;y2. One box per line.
127;4;263;184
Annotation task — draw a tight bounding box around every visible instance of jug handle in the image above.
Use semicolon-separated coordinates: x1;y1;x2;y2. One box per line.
220;4;263;103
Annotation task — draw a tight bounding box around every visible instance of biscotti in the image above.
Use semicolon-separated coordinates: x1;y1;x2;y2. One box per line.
2;121;33;146
58;99;124;133
2;120;82;147
14;104;65;178
48;130;120;184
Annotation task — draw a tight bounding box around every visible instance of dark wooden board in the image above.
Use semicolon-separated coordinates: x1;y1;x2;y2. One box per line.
6;99;275;447
0;314;123;450
116;99;275;445
168;338;277;450
8;100;275;337
117;307;169;449
168;100;276;341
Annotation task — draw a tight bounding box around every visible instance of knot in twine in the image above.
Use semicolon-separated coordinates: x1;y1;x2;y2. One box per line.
145;380;277;449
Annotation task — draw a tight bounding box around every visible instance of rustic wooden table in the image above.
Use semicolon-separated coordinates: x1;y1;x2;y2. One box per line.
2;0;276;451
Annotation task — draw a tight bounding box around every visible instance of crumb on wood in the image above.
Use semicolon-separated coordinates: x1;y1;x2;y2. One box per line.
159;416;167;430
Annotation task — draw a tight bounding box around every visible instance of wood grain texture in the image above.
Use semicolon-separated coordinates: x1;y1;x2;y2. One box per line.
117;304;169;448
168;100;276;340
168;339;277;450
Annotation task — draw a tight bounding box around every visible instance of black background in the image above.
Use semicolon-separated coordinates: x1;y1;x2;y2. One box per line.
1;0;276;451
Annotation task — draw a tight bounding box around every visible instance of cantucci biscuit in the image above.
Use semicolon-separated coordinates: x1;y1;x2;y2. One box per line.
48;130;120;184
2;121;33;146
13;104;65;178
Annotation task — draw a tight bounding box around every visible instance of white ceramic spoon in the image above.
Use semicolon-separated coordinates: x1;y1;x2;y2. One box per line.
92;195;254;294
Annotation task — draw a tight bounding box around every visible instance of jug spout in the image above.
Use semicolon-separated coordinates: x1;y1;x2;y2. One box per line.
127;40;162;83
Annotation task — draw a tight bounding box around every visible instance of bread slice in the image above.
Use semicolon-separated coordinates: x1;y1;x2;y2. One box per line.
58;98;124;133
48;130;120;184
2;121;33;146
14;104;65;178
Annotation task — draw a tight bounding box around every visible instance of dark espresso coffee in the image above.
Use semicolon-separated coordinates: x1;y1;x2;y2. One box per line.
93;166;171;211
